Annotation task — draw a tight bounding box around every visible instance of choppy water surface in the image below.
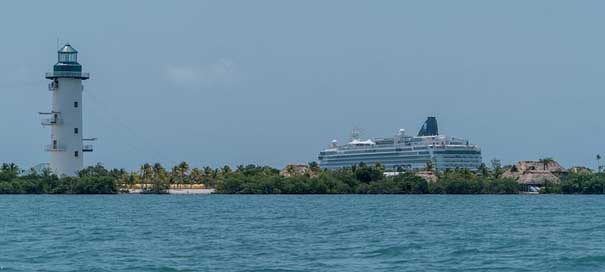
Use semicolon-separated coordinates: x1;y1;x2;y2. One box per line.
1;195;605;271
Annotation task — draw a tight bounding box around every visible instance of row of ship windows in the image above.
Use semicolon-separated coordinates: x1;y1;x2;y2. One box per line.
323;161;431;166
434;157;482;160
433;151;481;155
322;163;481;170
320;150;429;157
321;159;482;166
322;154;482;160
333;144;478;153
435;159;482;162
322;157;432;163
322;161;435;167
437;160;482;163
337;146;429;154
434;157;483;161
322;156;482;162
322;161;482;167
322;149;480;156
321;155;481;163
440;162;480;164
434;156;481;160
437;162;480;165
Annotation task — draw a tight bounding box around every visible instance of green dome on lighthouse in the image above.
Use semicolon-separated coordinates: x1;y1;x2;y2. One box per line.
54;43;82;72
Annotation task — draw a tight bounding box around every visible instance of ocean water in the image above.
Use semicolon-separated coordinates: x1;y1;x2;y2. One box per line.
1;195;605;272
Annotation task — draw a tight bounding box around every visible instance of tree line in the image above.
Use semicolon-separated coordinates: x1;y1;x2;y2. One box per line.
216;162;521;194
2;161;605;194
0;163;116;194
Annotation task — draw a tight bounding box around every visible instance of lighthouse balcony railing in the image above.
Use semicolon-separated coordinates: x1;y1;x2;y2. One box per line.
45;144;65;152
83;145;94;152
48;82;58;91
41;117;62;126
45;71;90;79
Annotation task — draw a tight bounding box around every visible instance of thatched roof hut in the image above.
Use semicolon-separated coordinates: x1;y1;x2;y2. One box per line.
502;160;564;185
512;171;559;185
416;171;438;183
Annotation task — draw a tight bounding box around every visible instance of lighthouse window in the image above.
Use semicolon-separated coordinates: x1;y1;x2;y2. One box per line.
74;101;78;108
74;128;79;134
74;151;79;157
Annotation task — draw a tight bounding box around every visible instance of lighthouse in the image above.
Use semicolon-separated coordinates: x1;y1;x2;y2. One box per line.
40;43;94;176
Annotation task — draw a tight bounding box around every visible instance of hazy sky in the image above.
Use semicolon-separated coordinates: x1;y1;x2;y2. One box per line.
1;1;605;170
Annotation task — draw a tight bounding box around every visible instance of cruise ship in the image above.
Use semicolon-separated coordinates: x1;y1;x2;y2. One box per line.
318;117;482;171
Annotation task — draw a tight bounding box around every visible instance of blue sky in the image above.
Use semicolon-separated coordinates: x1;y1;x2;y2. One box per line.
1;1;604;170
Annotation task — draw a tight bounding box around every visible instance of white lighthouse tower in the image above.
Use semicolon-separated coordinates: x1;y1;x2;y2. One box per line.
40;43;94;176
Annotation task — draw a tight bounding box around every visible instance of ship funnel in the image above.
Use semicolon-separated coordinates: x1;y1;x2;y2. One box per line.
417;117;439;136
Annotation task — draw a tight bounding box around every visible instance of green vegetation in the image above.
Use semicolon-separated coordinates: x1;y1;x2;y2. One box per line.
542;172;605;194
216;163;521;194
0;163;118;194
2;161;605;194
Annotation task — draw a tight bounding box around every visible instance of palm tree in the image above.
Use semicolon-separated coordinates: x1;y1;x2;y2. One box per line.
41;167;53;179
222;165;232;175
151;163;169;192
190;168;204;186
152;163;166;179
308;161;320;172
203;166;213;177
424;161;434;172
117;172;130;189
539;158;555;170
178;161;190;189
140;163;153;191
171;165;181;189
373;162;385;172
126;173;140;190
477;163;489;177
490;159;503;178
1;163;20;179
169;162;190;189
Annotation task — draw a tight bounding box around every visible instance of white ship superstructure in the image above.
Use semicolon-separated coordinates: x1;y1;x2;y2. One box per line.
318;117;482;171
